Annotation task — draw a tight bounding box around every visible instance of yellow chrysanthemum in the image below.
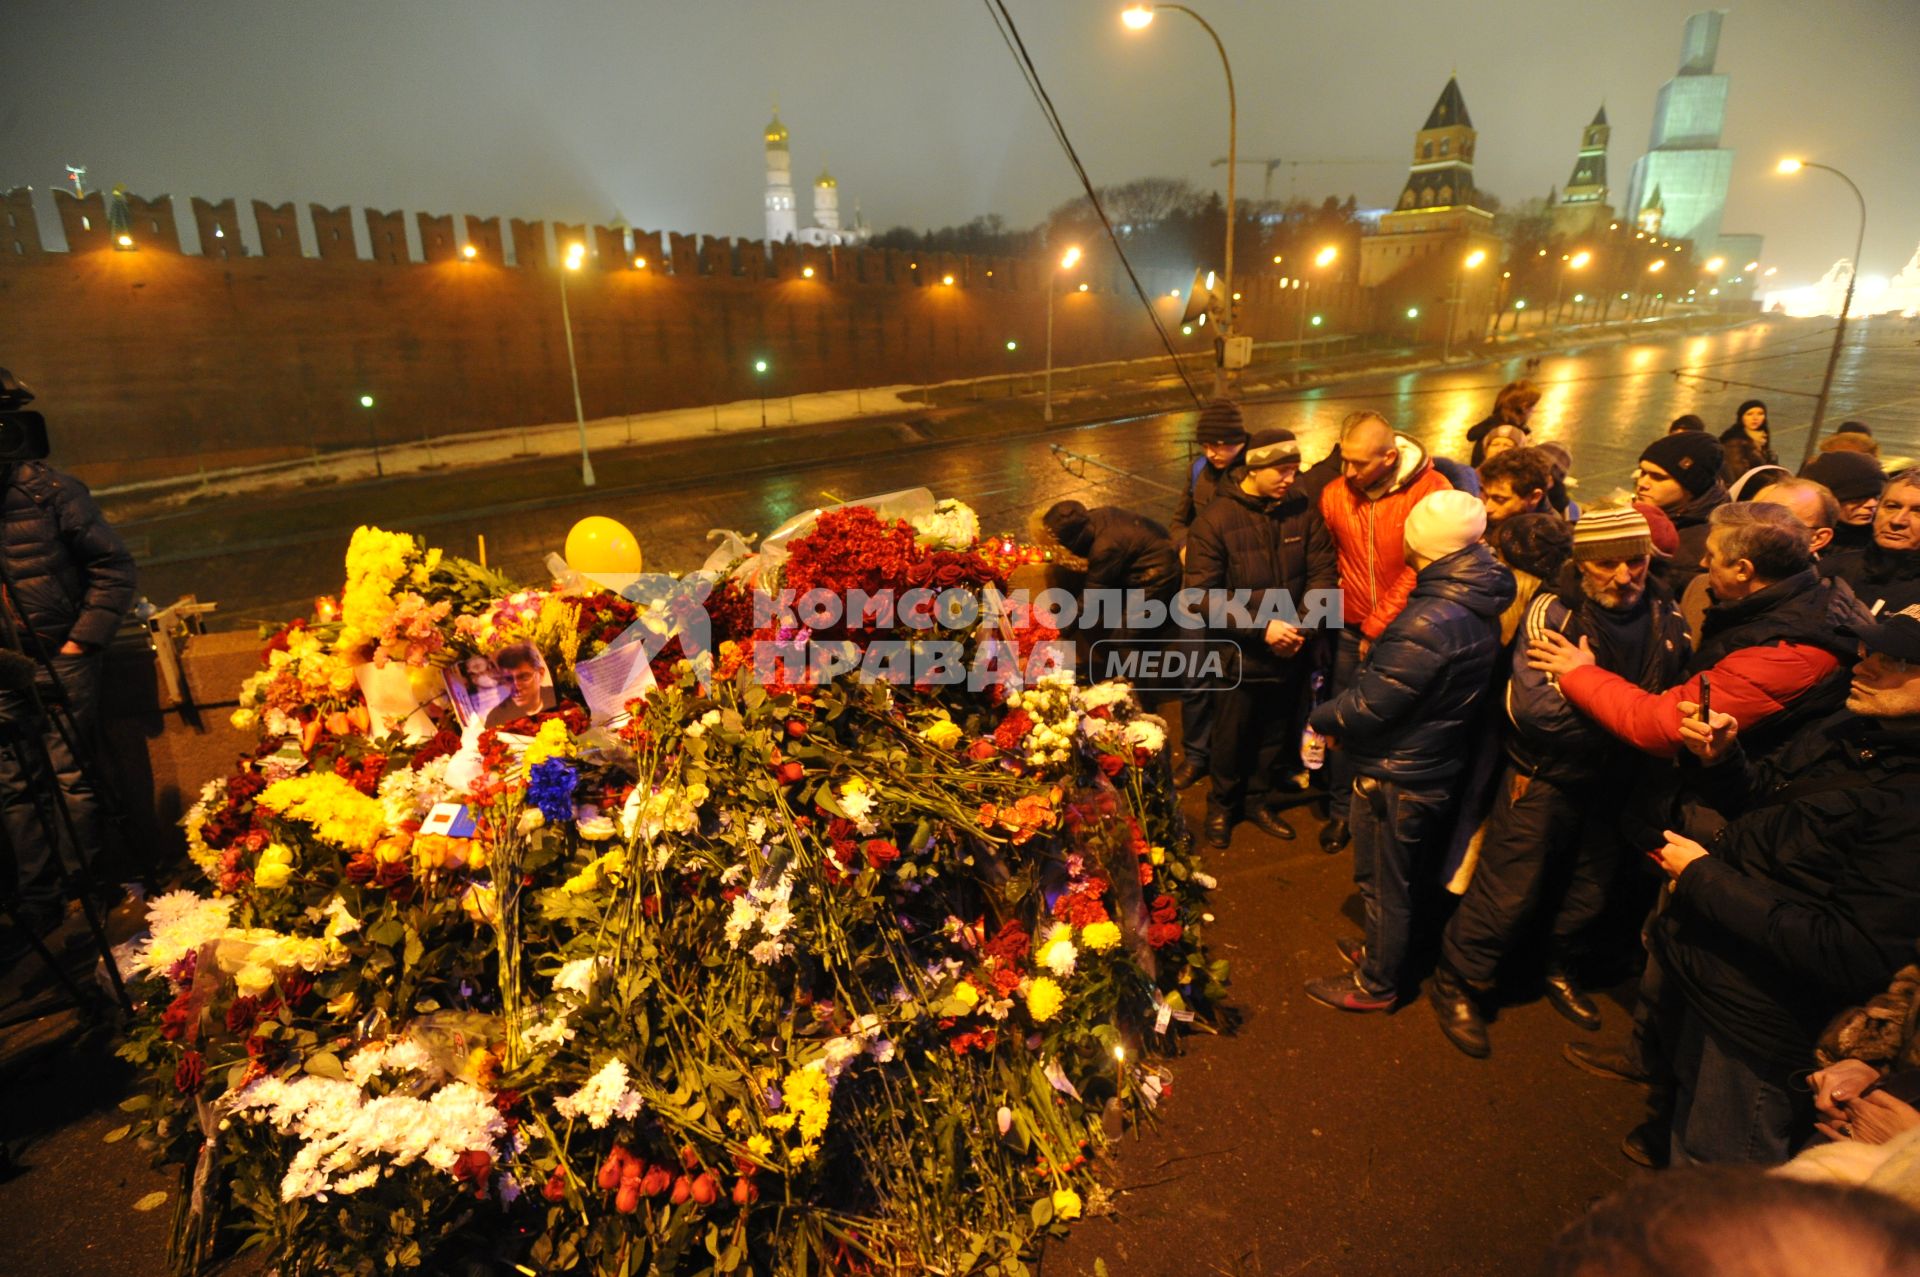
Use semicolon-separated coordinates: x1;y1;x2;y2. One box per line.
1025;976;1065;1023
1051;1187;1082;1220
522;718;574;769
1080;921;1122;952
257;773;386;851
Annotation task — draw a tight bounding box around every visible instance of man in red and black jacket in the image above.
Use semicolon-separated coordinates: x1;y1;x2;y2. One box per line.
1528;501;1861;764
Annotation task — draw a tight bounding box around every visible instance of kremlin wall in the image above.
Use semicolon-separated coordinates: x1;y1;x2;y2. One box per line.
0;188;1370;488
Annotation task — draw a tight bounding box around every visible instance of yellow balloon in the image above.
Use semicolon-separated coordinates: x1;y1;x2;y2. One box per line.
565;516;644;576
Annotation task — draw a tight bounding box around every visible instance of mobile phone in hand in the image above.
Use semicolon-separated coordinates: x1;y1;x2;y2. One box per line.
1697;672;1712;721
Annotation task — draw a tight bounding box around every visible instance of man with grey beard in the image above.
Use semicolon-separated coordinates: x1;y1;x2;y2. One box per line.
1430;505;1692;1058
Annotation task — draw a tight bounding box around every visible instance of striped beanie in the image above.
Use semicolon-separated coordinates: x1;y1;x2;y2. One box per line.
1573;505;1654;562
1196;398;1249;444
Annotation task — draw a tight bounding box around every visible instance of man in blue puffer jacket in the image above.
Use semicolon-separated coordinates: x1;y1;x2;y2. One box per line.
1304;490;1516;1011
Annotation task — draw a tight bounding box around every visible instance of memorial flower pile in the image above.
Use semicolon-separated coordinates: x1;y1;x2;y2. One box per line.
118;496;1224;1276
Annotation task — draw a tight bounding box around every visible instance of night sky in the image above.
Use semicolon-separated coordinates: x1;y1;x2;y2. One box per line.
6;0;1916;286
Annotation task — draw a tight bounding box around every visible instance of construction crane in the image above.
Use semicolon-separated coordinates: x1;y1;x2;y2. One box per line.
1211;156;1396;203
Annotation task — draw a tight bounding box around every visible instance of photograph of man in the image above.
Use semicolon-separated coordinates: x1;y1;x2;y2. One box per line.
481;642;557;729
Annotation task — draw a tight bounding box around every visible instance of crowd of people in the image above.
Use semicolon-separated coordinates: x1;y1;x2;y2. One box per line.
1047;382;1920;1190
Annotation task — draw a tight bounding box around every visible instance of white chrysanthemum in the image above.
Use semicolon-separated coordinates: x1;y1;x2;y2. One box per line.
135;891;235;977
552;955;606;1000
1076;681;1133;711
910;498;981;550
552;1058;643;1129
1123;719;1167;755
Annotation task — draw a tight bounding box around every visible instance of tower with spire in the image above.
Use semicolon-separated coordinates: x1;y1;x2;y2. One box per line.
1360;75;1498;291
764;108;798;243
812;165;839;233
1550;105;1614;238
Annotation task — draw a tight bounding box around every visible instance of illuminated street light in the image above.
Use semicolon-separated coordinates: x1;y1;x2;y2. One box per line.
1764;266;1778;277
802;266;815;278
1314;245;1339;268
1271;254;1282;264
752;359;771;429
1776;155;1867;461
1444;247;1489;360
1648;259;1666;273
1569;250;1592;269
632;256;647;269
1006;340;1018;351
115;233;134;250
941;273;955;286
1744;260;1760;271
358;394;383;476
462;243;478;260
1704;256;1726;273
557;243;595;486
1046;245;1084;421
1310;315;1323;326
1125;2;1238;394
1181;324;1194;335
359;394;375;409
1515;300;1528;310
1405;307;1419;319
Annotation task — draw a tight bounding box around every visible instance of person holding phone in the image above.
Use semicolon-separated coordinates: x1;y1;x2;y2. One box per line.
1638;604;1920;1165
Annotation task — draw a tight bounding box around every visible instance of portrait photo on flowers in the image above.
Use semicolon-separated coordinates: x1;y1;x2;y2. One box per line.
450;641;558;729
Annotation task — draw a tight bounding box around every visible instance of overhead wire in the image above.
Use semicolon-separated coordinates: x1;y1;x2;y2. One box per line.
981;0;1206;407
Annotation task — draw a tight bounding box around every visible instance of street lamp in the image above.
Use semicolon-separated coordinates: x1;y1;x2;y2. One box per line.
1443;246;1487;362
1123;3;1237;395
1777;156;1867;464
1292;245;1337;383
358;393;383;477
753;358;770;428
1045;245;1083;422
1552;250;1591;326
462;243;478;260
558;241;596;487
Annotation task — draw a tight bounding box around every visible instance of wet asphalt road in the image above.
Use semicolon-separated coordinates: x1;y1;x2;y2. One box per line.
118;314;1920;627
8;314;1916;1275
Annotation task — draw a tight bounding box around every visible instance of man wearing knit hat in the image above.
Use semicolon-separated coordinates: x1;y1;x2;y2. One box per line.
1801;450;1885;554
1183;426;1336;846
1635;432;1730;596
1431;504;1691;1057
1303;489;1514;1011
1169;398;1251;789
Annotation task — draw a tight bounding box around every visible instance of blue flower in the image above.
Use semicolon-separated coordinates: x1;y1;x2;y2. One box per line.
527;759;579;825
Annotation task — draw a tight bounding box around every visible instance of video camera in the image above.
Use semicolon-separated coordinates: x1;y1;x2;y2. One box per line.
0;368;52;462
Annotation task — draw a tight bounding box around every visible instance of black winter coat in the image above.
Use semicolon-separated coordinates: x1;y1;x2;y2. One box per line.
1168;457;1229;553
1309;542;1516;783
1075;506;1181;601
1182;476;1336;681
1652;482;1728;597
1821;544;1920;618
1659;712;1920;1070
1;461;137;650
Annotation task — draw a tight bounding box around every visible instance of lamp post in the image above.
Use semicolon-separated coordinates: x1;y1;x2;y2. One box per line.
1292;245;1337;384
1777;157;1866;465
1551;250;1591;326
558;241;596;487
1044;245;1082;422
754;359;770;429
1442;247;1488;362
1123;4;1236;396
359;393;382;478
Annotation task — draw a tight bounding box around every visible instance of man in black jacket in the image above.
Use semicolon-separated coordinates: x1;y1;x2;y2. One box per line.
1183;427;1336;848
1635;431;1729;598
1;450;137;935
1821;468;1920;618
1646;603;1920;1165
1168;398;1249;790
1431;506;1692;1057
1304;490;1515;1010
1039;499;1181;675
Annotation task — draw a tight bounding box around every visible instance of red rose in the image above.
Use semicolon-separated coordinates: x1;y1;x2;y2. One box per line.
453;1149;493;1198
863;839;901;869
225;996;261;1035
966;739;999;762
543;1167;568;1202
1138;862;1154;886
786;718;809;738
640;1165;674;1197
1097;754;1126;777
689;1172;720;1205
731;1175;760;1206
615;1177;642;1214
173;1050;206;1094
776;761;806;785
670;1175;692;1205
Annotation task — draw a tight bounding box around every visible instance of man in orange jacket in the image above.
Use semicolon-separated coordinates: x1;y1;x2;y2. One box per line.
1315;411;1452;850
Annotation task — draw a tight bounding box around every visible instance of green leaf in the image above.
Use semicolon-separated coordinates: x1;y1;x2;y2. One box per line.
102;1124;131;1144
132;1190;169;1212
118;1095;151;1113
304;1051;346;1081
1029;1196;1053;1227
